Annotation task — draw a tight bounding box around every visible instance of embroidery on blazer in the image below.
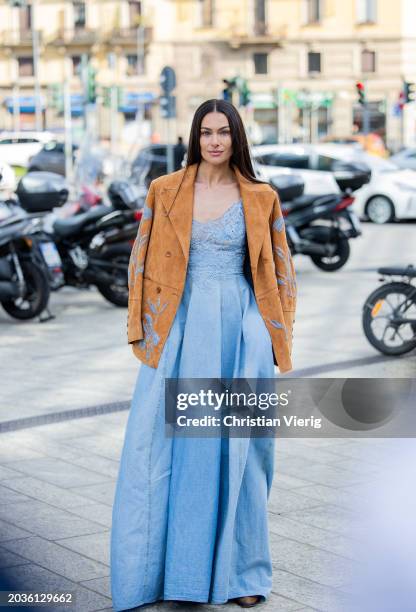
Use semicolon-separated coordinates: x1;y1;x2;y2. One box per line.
272;215;285;233
273;245;297;299
268;318;288;342
137;297;168;359
128;230;149;288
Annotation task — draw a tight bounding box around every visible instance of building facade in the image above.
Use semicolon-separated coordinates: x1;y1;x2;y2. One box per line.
1;0;416;151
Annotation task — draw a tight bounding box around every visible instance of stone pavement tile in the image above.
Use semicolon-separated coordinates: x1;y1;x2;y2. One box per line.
272;472;315;490
203;590;306;612
57;531;110;566
0;464;26;481
3;457;112;488
62;453;120;479
271;537;354;589
2;535;109;582
0;476;99;510
0;519;32;543
318;439;390;464
34;420;101;440
1;563;112;611
326;457;380;476
280;505;358;539
68;480;116;506
0;546;30;569
0;500;108;540
0;440;46;463
268;488;326;514
276;456;369;488
61;433;123;461
65;503;113;528
269;513;358;560
270;568;350;612
80;575;110;598
275;440;353;465
0;484;31;505
290;484;363;511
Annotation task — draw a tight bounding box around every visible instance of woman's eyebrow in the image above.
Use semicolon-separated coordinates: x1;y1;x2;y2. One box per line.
200;126;230;130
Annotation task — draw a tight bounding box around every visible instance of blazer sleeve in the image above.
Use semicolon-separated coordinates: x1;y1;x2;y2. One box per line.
269;190;297;354
127;180;156;344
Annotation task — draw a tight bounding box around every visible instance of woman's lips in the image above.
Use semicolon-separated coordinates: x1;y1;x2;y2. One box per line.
209;151;223;156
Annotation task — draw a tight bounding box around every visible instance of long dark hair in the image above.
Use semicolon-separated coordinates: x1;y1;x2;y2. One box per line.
186;98;267;185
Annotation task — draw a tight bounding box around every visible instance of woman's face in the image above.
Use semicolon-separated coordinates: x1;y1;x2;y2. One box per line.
199;112;233;165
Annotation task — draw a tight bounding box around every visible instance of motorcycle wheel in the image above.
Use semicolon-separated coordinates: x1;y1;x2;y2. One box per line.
310;237;350;272
362;282;416;356
95;244;130;307
1;259;50;320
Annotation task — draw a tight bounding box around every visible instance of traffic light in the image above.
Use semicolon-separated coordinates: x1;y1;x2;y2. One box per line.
222;78;237;102
403;81;416;104
87;65;97;104
356;81;366;106
160;95;176;118
238;78;251;107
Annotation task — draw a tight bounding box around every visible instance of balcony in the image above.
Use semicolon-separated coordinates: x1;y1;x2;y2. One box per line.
1;29;43;48
105;26;153;47
227;24;286;49
52;27;99;46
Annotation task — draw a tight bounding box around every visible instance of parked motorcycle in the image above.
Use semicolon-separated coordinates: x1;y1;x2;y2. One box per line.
362;264;416;355
270;173;366;271
40;180;143;307
0;210;63;320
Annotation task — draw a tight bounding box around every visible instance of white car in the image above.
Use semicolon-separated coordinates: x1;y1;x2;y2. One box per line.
0;131;55;168
0;161;16;192
252;143;416;223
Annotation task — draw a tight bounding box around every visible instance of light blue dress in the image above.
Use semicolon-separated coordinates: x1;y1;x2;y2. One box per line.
111;199;276;611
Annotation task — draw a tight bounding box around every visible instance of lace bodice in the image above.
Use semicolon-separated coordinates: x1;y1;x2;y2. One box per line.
187;200;246;280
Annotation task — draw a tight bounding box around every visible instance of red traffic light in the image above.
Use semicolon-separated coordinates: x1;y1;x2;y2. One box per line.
356;82;365;91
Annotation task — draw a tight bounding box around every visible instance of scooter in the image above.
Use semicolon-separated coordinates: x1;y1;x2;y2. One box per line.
362;264;416;355
270;174;364;271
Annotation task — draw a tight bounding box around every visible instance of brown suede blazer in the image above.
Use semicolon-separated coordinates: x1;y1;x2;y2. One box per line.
127;162;297;373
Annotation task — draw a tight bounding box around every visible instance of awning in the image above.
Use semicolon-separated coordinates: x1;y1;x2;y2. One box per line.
4;95;46;114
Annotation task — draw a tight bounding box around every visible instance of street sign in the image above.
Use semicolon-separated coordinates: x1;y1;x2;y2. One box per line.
160;94;176;119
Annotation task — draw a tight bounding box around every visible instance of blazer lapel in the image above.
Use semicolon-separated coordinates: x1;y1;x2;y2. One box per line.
159;162;273;276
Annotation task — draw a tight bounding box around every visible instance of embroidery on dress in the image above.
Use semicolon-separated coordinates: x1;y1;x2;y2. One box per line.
137;296;168;360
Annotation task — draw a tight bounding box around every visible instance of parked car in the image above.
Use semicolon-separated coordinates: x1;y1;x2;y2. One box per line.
389;148;416;171
252;143;416;223
131;144;187;187
320;133;389;158
252;144;371;195
28;141;78;176
0;131;55;167
0;161;16;192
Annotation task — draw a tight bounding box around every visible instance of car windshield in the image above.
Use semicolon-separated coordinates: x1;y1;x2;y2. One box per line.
347;153;398;172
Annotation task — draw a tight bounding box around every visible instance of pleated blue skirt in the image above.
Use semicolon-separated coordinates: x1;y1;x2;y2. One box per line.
111;268;276;611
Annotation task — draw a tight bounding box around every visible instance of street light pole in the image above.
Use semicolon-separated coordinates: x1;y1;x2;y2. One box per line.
31;0;42;130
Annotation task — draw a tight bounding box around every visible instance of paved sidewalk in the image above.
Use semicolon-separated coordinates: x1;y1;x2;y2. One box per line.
0;410;388;612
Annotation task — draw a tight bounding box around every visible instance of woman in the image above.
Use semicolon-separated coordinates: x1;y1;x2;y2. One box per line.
111;99;297;611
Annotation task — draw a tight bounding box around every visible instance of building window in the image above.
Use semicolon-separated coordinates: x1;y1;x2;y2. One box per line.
71;55;81;76
254;0;266;35
18;5;32;31
305;0;322;24
197;0;213;27
73;2;86;29
18;56;34;77
129;1;142;27
127;53;137;75
253;52;268;74
308;51;321;73
356;0;377;23
362;49;376;72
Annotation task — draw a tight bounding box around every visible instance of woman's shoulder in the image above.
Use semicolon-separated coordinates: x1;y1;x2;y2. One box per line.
151;167;186;190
